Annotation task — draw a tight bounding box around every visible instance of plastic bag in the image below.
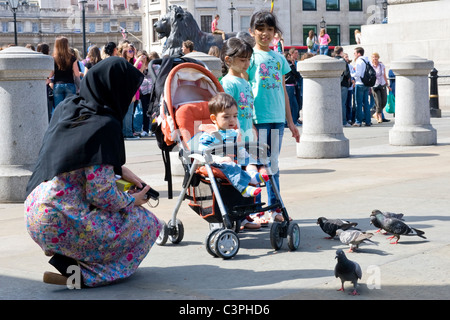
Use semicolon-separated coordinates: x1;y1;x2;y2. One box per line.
385;93;395;114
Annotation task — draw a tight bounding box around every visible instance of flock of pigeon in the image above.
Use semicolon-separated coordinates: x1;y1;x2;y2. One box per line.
316;209;427;296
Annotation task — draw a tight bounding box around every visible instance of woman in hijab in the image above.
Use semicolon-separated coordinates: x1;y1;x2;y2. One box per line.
25;57;162;288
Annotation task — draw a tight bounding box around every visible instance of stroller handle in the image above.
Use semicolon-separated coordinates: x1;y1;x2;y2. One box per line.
198;141;270;165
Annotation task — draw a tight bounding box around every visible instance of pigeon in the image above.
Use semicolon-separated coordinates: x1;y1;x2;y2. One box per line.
370;211;426;244
317;217;358;239
335;229;377;252
334;249;362;295
370;209;405;233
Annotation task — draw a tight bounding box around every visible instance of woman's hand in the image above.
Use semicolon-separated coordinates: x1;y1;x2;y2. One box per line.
129;184;151;206
121;166;144;189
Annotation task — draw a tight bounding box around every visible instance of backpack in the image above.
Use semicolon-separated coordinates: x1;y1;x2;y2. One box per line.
361;59;377;87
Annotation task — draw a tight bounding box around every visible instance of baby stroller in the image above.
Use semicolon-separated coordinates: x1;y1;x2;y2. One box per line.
153;61;300;259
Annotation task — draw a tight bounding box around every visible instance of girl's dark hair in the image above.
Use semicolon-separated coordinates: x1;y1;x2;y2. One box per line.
104;42;117;56
220;37;253;75
249;10;281;34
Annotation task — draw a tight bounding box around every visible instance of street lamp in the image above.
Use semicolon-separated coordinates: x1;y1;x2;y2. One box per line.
6;0;24;46
382;0;388;21
78;0;87;58
228;2;236;32
319;17;326;29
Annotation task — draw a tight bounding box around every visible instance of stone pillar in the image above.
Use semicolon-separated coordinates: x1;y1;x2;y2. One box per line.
184;51;222;79
0;47;53;202
296;55;349;158
389;55;437;146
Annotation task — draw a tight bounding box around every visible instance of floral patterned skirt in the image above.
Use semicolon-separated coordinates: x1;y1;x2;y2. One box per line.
25;165;161;287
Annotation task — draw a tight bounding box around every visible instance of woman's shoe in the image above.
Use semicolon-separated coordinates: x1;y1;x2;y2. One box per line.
43;271;68;285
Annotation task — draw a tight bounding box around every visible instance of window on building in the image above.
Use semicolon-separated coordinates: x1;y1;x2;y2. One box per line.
303;0;317;11
326;25;340;46
32;22;39;33
349;25;361;44
303;25;317;46
120;22;127;30
349;0;362;11
54;22;61;33
17;22;23;33
152;18;159;43
240;16;250;32
326;0;340;10
134;21;140;32
200;15;212;33
89;22;95;33
103;22;110;33
2;22;7;33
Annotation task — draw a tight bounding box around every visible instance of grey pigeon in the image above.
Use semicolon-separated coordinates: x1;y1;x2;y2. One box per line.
335;229;377;252
317;217;358;239
370;209;404;233
334;249;362;295
370;211;426;244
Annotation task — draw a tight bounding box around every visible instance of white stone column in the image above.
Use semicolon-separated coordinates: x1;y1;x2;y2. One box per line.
389;55;437;146
0;47;53;202
296;55;349;158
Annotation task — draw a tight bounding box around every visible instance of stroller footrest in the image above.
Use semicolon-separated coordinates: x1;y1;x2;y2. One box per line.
230;202;266;215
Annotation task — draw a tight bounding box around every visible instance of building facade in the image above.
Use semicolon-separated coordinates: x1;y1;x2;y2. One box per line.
142;0;382;54
0;0;142;55
1;0;384;55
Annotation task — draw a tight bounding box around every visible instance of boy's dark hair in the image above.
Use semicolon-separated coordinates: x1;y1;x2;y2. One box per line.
355;46;365;56
249;10;281;35
209;93;237;115
182;40;194;52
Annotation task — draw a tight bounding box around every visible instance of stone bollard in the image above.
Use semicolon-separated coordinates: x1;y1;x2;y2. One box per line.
184;51;222;79
296;55;349;158
0;47;53;202
389;55;437;146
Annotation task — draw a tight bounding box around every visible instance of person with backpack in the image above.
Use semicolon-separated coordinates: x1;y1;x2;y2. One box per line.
351;47;373;127
334;46;352;127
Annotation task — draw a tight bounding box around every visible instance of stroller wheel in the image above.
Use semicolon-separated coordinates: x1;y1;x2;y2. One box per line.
205;228;221;257
156;220;169;246
213;229;240;259
168;219;184;244
270;222;284;250
287;223;301;251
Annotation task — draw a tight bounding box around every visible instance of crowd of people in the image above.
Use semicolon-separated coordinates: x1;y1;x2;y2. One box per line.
302;28;393;127
16;37;161;139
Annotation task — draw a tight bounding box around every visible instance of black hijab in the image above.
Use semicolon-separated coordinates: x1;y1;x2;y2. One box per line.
26;57;144;196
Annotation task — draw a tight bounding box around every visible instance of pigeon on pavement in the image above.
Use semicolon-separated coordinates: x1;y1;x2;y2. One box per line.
370;211;426;244
334;249;362;295
317;217;358;239
370;209;404;233
335;229;377;252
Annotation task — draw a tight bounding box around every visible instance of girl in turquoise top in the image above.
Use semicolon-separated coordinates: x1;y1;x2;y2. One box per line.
220;37;256;143
246;10;300;222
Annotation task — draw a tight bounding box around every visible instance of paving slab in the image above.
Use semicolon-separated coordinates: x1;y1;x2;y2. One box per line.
1;113;449;302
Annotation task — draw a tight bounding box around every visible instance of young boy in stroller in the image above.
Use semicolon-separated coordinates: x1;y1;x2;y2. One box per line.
198;93;269;199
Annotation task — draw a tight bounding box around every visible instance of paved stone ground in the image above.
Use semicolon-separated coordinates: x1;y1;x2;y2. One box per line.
1;113;449;302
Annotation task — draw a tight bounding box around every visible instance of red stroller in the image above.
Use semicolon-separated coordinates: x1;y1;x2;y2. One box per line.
154;62;300;259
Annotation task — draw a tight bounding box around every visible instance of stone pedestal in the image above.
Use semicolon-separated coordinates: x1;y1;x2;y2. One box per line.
389;55;437;146
0;47;53;202
184;51;222;79
296;55;349;158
